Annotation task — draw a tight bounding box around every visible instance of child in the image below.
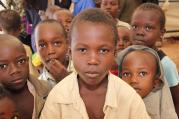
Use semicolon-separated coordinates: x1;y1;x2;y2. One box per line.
35;19;73;87
0;34;51;119
131;3;179;116
40;8;150;119
100;0;130;29
110;26;132;76
52;8;73;32
117;26;132;52
0;84;19;119
117;45;178;119
0;9;39;78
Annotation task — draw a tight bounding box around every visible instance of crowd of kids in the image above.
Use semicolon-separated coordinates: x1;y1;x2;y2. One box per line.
0;0;179;119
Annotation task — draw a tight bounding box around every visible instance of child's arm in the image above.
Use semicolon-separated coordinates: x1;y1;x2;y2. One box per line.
46;59;69;82
170;85;179;117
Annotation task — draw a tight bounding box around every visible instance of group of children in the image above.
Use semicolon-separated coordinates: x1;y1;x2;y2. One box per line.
0;0;179;119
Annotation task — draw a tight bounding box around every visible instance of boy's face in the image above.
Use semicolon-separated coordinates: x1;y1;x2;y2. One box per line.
0;43;29;91
121;51;157;98
70;21;116;86
53;10;72;32
101;0;119;18
131;10;163;48
0;97;19;119
35;23;68;67
117;27;132;52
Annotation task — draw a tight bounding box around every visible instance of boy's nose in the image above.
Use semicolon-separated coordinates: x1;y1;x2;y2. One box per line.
9;63;20;75
130;75;139;83
87;52;99;65
136;27;145;36
47;44;55;55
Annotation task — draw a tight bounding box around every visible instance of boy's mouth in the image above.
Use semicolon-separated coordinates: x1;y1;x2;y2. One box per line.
11;78;25;84
46;58;58;63
85;71;100;78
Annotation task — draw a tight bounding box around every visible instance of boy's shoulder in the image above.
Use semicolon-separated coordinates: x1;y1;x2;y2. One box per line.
108;73;138;98
28;75;52;97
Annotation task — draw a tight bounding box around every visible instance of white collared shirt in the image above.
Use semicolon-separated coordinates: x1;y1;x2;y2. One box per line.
40;72;150;119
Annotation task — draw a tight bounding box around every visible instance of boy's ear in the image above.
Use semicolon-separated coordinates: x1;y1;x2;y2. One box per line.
153;75;162;90
160;28;166;38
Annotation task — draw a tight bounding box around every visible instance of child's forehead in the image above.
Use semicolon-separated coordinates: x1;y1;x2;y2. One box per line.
133;9;160;19
38;22;64;33
125;51;157;63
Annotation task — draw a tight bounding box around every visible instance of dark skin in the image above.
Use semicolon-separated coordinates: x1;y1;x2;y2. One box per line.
0;35;34;119
10;84;34;119
35;22;69;82
78;76;108;119
71;21;116;119
131;9;179;117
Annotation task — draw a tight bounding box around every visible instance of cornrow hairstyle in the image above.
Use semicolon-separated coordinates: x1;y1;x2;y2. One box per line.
69;8;118;46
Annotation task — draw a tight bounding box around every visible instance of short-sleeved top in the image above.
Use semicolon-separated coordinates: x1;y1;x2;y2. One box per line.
40;72;150;119
157;50;179;87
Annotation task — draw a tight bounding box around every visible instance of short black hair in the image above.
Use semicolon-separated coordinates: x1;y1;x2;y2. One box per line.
0;9;21;33
69;8;118;46
133;3;165;29
36;19;67;39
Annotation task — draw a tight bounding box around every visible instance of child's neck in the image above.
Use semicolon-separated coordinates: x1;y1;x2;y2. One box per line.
78;75;108;91
9;82;28;95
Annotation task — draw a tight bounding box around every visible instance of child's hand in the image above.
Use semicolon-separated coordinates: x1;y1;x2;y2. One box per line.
46;59;69;82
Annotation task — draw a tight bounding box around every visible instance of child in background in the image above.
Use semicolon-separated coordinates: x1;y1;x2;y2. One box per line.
117;45;178;119
110;26;132;76
45;5;61;19
35;19;73;87
0;9;39;78
53;8;73;32
131;3;179;116
0;84;19;119
116;26;132;52
100;0;130;29
40;8;150;119
0;34;51;119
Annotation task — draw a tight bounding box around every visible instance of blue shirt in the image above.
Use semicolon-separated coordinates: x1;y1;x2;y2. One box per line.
72;0;95;16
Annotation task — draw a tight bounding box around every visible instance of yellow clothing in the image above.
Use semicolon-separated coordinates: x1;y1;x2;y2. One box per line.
24;44;40;78
40;72;150;119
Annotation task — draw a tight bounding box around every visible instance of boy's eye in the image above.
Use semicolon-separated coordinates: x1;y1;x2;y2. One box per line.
54;41;61;46
139;71;147;77
131;25;138;30
145;26;153;32
122;72;131;78
17;58;27;65
78;48;87;53
0;64;7;70
11;112;19;119
99;48;109;54
39;43;46;48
